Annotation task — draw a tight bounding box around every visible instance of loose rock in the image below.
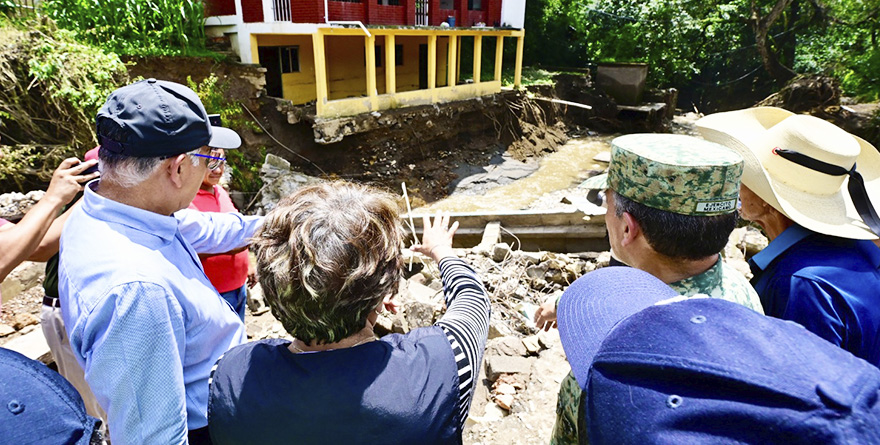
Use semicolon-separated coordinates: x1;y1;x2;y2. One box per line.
485;356;532;381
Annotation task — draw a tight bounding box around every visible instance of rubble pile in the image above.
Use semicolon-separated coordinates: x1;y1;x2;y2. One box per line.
0;190;45;221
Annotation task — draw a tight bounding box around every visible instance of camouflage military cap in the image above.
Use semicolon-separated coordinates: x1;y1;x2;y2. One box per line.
580;134;744;216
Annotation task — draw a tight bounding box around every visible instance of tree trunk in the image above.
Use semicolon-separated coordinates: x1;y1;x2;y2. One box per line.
751;0;796;84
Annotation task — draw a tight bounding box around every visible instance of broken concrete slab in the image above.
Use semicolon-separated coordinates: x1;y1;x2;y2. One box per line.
484;355;533;381
485;337;528;357
4;328;51;364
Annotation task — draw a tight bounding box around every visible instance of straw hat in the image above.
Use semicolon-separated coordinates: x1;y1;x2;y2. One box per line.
697;107;880;240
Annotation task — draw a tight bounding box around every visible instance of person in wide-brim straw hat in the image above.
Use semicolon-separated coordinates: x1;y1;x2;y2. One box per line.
697;106;880;368
697;106;880;240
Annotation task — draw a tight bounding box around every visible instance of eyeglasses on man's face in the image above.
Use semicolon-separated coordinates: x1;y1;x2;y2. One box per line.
190;150;227;170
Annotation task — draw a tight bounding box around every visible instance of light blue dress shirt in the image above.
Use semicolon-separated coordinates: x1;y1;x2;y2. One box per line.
59;181;261;444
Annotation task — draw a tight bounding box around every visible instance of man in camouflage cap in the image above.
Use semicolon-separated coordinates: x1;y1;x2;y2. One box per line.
543;133;764;445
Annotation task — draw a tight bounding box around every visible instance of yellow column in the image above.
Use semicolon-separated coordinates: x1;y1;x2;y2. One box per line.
473;35;482;84
365;34;378;110
514;35;524;89
494;36;504;82
385;34;396;95
250;34;259;64
456;36;462;83
428;34;437;101
312;32;328;117
447;35;457;87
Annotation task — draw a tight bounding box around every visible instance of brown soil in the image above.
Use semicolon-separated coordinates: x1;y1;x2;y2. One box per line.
123;57;571;205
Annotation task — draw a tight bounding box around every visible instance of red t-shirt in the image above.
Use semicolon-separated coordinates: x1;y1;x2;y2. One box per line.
188;186;249;293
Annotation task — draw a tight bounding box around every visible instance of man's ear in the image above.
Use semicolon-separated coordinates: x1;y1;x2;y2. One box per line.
620;212;641;246
167;154;187;188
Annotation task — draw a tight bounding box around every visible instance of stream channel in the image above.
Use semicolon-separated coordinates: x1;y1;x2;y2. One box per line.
417;134;615;213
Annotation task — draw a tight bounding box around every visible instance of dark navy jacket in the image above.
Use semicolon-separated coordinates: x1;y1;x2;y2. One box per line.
208;325;461;444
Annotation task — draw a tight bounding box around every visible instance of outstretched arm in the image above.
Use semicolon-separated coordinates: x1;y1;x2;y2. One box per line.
0;158;97;279
414;214;491;429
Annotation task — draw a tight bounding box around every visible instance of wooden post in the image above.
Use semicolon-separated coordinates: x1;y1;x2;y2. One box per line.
312;32;329;116
494;35;503;82
514;34;524;89
365;34;378;110
473;35;482;83
385;34;396;95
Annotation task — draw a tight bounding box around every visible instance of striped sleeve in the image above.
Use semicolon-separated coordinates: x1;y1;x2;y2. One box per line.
434;256;491;430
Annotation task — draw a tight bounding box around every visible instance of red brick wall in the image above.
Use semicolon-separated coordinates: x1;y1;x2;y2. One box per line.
207;0;235;17
404;0;416;25
427;0;441;26
291;0;323;22
487;0;501;27
242;0;264;23
464;10;485;26
328;0;365;21
238;0;495;25
372;4;406;25
435;9;459;26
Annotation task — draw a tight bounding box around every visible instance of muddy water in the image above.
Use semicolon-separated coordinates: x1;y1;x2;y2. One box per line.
417;134;616;212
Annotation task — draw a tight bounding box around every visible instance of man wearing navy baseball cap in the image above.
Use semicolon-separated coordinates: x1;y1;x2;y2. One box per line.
559;267;880;444
58;79;262;444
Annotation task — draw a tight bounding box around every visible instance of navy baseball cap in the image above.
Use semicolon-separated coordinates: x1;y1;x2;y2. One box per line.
96;78;241;158
581;298;880;443
557;267;679;388
0;347;101;444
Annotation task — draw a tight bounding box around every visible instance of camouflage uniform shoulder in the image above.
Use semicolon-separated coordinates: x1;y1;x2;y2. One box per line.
670;258;764;314
719;260;764;314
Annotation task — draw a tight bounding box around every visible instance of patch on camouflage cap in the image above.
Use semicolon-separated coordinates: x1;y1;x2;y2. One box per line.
583;134;744;216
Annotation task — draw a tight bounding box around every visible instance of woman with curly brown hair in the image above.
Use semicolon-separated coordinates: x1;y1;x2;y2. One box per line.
207;181;490;444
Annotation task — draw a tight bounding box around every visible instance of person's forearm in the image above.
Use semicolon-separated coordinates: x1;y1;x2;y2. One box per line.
0;196;66;279
28;199;80;262
435;257;491;427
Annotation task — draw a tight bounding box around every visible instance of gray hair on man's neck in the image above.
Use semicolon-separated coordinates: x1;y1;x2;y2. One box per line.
98;148;200;188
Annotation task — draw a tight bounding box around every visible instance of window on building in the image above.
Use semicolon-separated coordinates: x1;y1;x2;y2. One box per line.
378;0;400;5
279;46;300;73
395;44;403;66
439;0;453;9
468;0;481;10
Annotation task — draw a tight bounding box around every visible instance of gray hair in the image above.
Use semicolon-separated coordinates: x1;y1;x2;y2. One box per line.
98;149;199;188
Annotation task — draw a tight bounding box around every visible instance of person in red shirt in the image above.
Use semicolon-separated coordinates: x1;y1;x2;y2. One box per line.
188;148;255;321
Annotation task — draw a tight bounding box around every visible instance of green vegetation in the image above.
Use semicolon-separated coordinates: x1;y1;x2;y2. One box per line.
187;75;264;195
41;0;212;57
0;18;127;185
502;66;557;87
524;0;880;102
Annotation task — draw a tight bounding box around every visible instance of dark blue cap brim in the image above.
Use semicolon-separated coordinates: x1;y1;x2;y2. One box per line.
557;267;678;389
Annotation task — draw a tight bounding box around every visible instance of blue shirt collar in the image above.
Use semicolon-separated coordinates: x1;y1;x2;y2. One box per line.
82;180;179;243
750;224;812;272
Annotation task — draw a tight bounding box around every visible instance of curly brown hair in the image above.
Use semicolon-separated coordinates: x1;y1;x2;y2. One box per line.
254;181;403;344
